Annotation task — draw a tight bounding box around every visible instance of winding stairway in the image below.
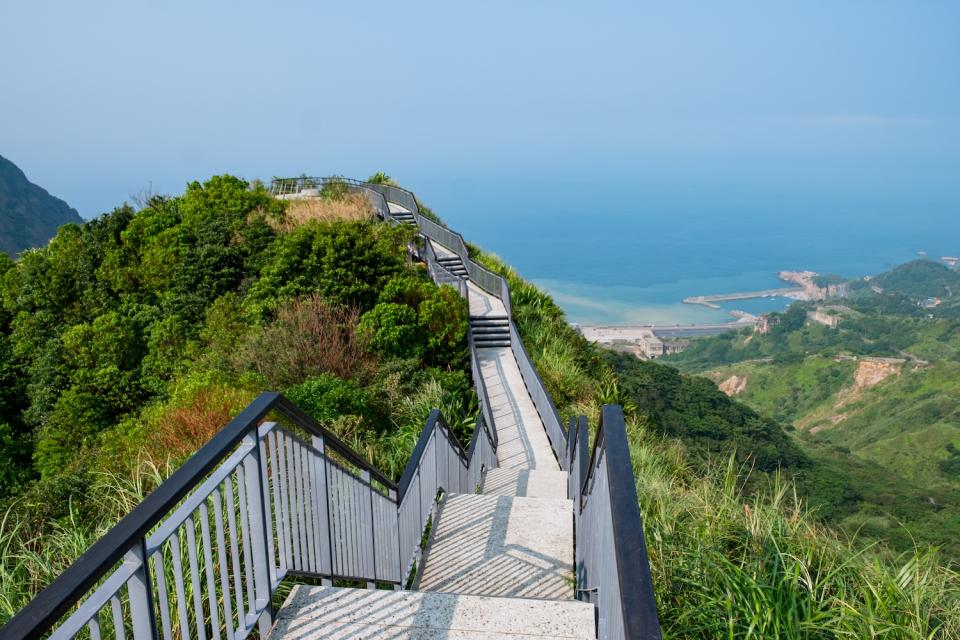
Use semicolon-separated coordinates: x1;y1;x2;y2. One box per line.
269;219;591;638
4;182;659;640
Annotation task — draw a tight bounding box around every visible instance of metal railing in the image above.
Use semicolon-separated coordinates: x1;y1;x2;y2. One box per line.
397;410;496;581
2;393;496;640
570;406;661;640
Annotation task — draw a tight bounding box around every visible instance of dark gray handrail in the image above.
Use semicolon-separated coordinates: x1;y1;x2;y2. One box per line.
573;406;661;639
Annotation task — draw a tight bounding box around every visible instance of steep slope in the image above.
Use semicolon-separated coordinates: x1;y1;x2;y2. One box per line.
0;154;82;255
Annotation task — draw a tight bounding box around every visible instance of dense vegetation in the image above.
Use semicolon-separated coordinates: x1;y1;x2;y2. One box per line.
0;176;474;622
872;259;960;303
1;177;958;637
0;154;82;257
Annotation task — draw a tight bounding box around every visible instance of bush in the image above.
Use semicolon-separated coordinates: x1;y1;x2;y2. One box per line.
245;220;412;317
237;294;372;388
418;286;468;368
286;374;374;426
359;303;426;360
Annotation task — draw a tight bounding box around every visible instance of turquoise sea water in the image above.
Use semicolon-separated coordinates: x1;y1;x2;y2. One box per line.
407;177;960;325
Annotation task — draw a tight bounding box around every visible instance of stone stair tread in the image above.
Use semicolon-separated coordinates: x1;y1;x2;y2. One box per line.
416;494;573;600
271;585;594;639
483;468;569;499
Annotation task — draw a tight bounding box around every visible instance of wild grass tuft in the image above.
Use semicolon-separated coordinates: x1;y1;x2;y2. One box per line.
270;192;374;231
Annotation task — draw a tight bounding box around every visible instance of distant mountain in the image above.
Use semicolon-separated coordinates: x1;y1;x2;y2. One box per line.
0;154;81;256
870;259;960;301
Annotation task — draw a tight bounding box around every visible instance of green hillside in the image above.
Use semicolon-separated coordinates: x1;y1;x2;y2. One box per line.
871;259;960;301
0;178;957;637
665;265;960;559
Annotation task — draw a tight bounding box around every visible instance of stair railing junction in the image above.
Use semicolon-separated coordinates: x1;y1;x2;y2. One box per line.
0;392;496;640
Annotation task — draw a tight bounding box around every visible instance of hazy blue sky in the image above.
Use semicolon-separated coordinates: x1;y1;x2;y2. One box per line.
1;1;958;217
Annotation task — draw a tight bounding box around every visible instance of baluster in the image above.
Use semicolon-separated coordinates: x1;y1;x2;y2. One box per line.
243;432;274;636
312;435;333;587
125;540;159;640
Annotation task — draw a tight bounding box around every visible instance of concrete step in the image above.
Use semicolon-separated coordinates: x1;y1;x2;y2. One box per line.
482;468;569;499
416;493;574;600
471;326;510;334
271;585;595;639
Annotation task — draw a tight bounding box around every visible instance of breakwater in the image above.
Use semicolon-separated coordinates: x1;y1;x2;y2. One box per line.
683;287;804;309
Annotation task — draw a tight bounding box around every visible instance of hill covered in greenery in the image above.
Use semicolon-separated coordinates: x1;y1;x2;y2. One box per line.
0;155;82;256
0;178;957;637
664;260;960;558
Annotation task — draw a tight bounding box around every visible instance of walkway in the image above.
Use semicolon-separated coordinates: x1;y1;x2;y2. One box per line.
414;239;572;600
270;211;588;639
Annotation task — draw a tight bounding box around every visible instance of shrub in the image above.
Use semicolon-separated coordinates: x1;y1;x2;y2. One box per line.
419;286;468;368
238;295;372;388
286;374;374;426
245;220;412;316
358;303;426;360
141;373;255;463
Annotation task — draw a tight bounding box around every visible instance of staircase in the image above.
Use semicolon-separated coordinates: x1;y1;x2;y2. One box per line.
272;247;585;639
436;253;468;277
391;209;417;225
470;315;511;348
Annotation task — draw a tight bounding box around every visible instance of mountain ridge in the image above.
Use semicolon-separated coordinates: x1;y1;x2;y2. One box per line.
0;154;82;256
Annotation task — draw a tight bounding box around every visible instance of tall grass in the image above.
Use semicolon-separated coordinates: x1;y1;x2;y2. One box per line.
630;430;960;638
270;192;374;230
0;462;166;625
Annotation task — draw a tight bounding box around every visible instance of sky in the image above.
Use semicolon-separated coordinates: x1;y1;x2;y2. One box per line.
1;1;958;217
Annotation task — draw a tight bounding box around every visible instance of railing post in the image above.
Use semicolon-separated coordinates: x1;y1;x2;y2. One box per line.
388;487;401;590
362;470;376;589
243;432;274;636
126;539;159;640
312;435;334;587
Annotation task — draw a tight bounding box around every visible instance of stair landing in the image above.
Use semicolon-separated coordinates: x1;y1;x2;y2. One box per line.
271;586;594;639
415;493;573;600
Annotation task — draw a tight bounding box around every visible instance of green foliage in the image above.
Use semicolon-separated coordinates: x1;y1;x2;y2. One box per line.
366;172;397;186
872;259;960;300
607;351;808;471
707;358;856;425
245;220;412;318
359;303;426;359
774;303;807;333
940;444;960;479
360;273;468;367
665;258;960;557
286;374;374;426
812;273;846;287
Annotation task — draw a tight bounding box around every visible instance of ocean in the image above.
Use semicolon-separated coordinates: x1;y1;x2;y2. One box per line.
407;177;959;325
